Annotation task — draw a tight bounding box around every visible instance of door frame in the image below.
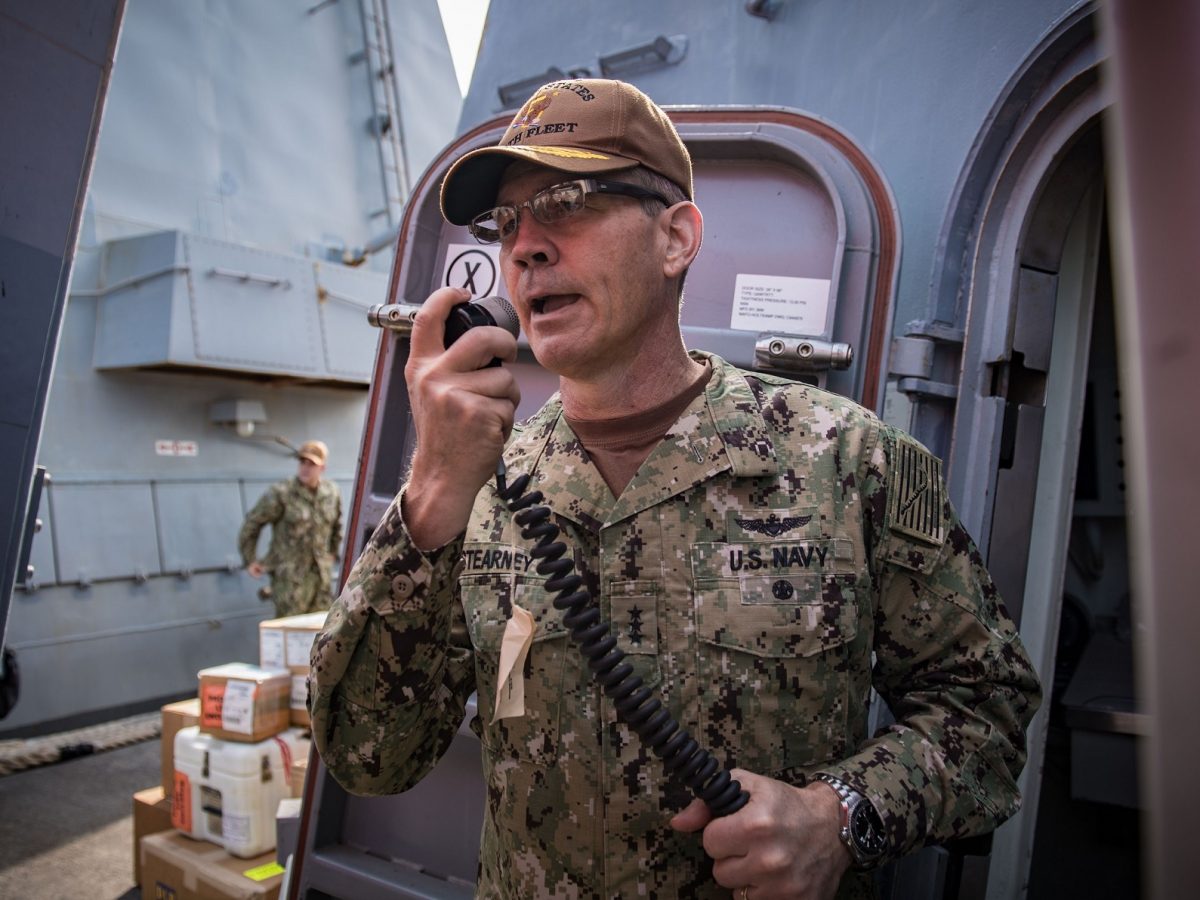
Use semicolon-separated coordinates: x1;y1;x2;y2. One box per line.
923;6;1115;897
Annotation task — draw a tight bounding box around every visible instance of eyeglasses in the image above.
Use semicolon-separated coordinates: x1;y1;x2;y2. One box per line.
468;178;670;244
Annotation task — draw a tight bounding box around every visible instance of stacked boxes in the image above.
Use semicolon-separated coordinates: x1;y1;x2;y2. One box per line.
258;612;325;727
140;830;284;900
135;647;320;895
198;663;291;742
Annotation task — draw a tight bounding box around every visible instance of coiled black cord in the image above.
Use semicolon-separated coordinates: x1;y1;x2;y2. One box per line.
497;467;749;817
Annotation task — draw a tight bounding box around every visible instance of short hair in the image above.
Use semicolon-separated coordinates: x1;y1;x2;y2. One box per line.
612;167;692;300
618;166;689;217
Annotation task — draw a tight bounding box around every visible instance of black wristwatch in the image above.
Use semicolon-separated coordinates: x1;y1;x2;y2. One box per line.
814;773;887;869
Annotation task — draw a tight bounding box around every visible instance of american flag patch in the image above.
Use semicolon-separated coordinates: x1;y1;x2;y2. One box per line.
889;438;944;545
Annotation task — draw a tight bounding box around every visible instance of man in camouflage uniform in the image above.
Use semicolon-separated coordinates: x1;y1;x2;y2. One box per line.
309;80;1040;899
240;440;343;617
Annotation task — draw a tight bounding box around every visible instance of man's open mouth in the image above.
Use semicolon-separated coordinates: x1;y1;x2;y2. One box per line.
532;294;578;315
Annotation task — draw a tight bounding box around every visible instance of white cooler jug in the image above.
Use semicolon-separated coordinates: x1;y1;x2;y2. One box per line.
171;724;309;857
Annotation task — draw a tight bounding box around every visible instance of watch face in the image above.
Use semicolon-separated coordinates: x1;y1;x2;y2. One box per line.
850;802;887;858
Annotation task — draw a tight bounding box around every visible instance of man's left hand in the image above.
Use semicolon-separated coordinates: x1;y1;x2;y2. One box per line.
669;769;852;899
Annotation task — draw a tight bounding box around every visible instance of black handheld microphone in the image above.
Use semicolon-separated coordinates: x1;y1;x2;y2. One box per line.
443;295;520;348
369;296;520;367
367;296;520;350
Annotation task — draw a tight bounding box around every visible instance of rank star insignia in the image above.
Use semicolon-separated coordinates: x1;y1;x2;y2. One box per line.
735;513;812;537
627;605;644;645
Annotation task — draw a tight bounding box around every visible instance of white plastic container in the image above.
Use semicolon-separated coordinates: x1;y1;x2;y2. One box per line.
171;724;309;857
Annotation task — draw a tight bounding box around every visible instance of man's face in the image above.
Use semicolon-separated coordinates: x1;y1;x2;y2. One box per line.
495;166;678;382
297;457;324;488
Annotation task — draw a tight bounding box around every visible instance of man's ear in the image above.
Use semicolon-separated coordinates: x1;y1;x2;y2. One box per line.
661;201;703;279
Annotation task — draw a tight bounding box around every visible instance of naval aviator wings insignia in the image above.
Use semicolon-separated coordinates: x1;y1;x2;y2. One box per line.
889;437;944;545
735;513;812;537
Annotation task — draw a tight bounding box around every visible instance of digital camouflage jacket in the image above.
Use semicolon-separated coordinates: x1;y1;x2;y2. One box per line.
239;477;343;614
309;352;1041;899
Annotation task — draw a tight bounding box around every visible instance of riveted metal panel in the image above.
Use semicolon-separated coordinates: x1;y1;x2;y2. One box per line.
50;482;162;583
92;230;380;383
314;261;389;380
2;574;267;730
155;481;246;574
183;234;321;372
92;231;184;369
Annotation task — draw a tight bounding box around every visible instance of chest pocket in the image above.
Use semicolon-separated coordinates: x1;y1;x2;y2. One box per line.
690;538;861;771
282;498;312;529
460;544;568;764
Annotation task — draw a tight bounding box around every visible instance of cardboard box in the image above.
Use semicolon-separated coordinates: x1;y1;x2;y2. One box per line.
133;785;173;886
140;830;283;900
258;612;325;672
288;674;310;729
161;698;202;794
258;613;324;727
198;663;290;743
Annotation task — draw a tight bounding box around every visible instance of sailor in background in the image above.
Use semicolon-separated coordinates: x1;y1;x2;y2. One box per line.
239;439;343;617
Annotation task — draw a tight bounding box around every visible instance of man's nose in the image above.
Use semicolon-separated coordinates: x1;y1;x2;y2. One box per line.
505;209;557;268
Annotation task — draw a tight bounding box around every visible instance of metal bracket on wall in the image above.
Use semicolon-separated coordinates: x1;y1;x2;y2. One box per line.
905;319;964;343
496;35;688;109
755;335;853;373
13;467;48;591
889;336;934;379
890;320;965;401
896;377;958;400
599;35;688;78
745;0;782;21
206;267;292;289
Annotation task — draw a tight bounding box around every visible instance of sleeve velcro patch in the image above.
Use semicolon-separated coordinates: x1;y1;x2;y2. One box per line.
889;437;944;546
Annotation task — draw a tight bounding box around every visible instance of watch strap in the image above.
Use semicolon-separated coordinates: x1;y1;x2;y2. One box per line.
813;773;885;869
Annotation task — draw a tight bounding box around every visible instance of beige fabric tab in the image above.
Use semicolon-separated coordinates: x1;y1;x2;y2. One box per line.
492;604;535;722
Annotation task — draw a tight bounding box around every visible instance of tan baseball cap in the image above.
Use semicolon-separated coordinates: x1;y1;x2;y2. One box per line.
297;440;328;466
440;78;693;226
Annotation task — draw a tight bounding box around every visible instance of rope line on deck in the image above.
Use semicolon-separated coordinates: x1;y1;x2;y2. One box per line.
0;712;161;777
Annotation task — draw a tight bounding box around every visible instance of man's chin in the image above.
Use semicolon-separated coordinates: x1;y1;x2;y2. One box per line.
527;335;584;376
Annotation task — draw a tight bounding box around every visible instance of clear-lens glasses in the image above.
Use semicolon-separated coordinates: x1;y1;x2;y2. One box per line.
468;178;669;244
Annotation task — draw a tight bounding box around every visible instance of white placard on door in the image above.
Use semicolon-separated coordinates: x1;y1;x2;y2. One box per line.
730;274;831;334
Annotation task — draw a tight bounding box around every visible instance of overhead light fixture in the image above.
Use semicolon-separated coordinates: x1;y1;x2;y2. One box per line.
209;399;268;438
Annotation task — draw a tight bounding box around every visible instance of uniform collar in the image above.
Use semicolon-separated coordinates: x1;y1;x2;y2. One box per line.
501;352;778;529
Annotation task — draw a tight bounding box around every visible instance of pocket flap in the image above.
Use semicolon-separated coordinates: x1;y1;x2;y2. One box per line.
695;578;858;658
